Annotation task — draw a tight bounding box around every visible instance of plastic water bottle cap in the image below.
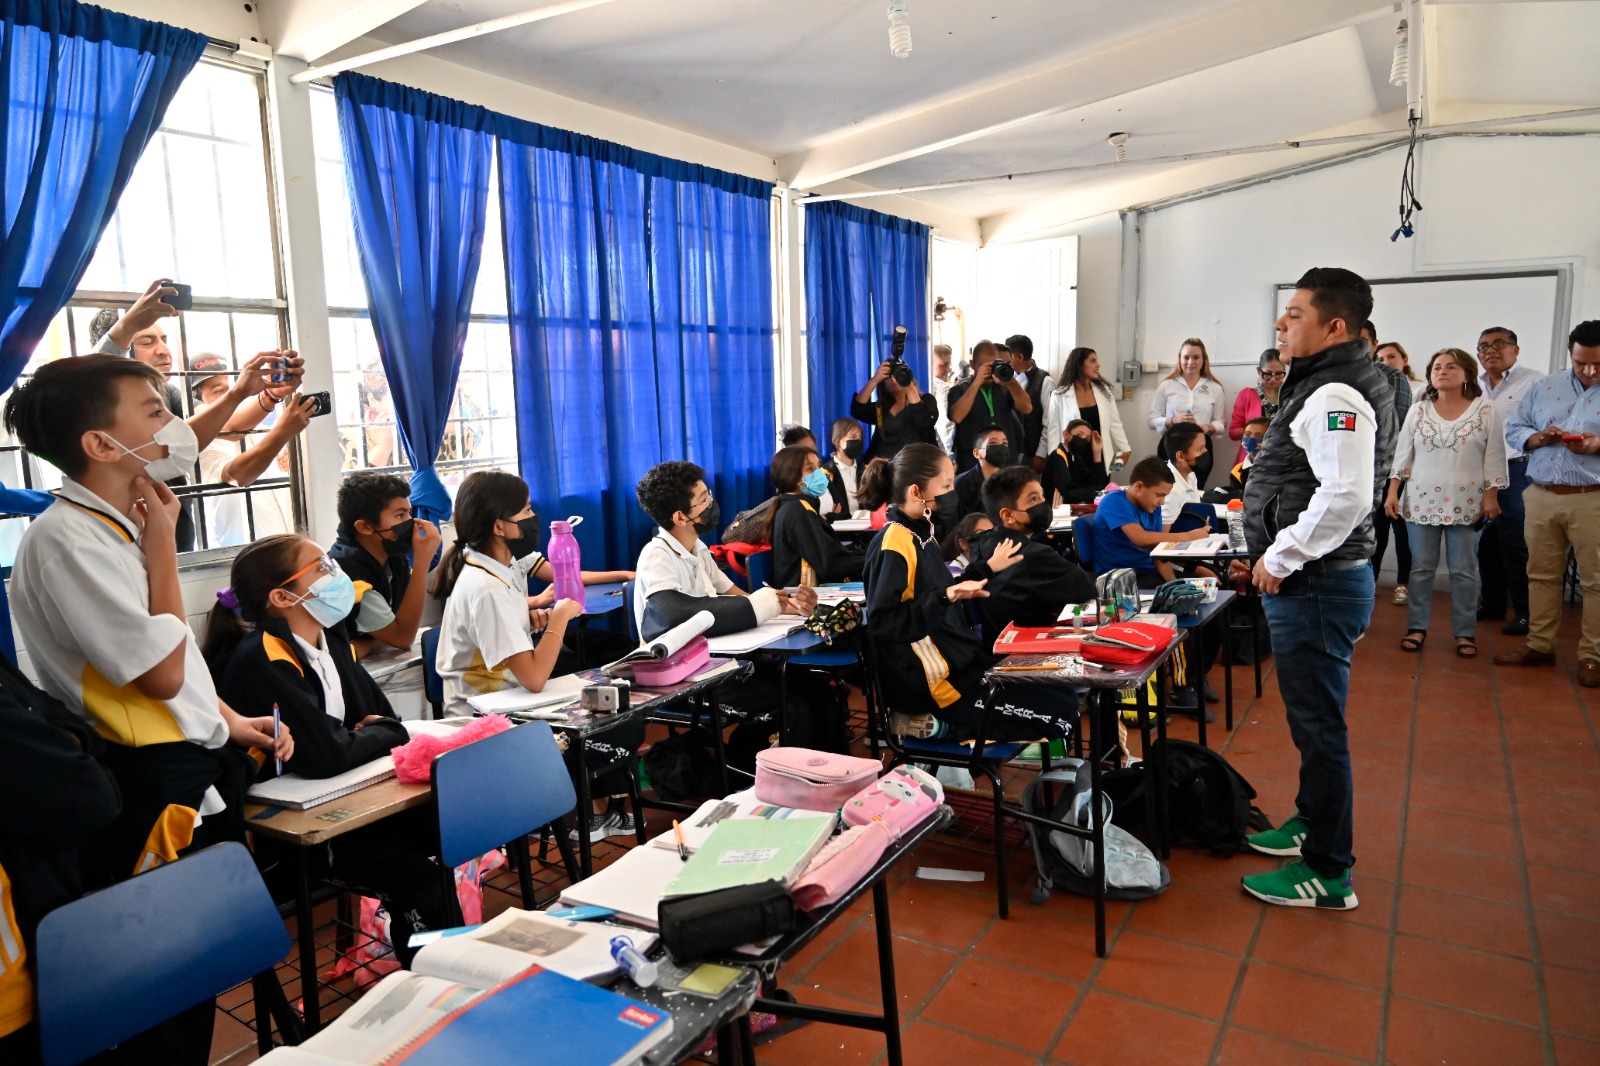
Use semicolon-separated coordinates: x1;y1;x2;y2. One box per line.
1227;500;1244;510
565;515;584;528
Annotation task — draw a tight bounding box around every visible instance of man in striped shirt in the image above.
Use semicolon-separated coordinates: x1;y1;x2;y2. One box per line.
1475;326;1544;636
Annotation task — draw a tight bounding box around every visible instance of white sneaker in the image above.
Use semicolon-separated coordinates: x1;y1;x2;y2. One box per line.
890;712;937;738
934;765;975;791
569;810;636;843
1392;585;1409;605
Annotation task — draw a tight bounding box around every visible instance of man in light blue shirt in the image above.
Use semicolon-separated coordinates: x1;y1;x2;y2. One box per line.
1475;326;1544;635
1496;321;1600;687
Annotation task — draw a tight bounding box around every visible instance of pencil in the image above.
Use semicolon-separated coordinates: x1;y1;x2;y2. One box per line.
672;819;689;861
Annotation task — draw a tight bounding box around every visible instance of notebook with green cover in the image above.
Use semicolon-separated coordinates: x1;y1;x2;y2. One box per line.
662;814;836;898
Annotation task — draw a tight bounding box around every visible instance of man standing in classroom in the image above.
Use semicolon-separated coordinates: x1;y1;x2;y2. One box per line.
1474;326;1543;637
1495;321;1600;687
1239;267;1396;911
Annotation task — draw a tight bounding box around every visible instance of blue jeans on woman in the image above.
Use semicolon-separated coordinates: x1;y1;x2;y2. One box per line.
1406;523;1481;639
1261;564;1373;878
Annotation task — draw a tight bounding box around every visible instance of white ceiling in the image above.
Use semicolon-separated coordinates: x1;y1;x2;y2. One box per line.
287;0;1600;233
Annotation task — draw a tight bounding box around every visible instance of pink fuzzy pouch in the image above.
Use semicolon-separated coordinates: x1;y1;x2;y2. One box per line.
392;715;513;784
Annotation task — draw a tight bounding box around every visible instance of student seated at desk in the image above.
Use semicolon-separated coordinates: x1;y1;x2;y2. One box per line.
634;461;840;756
432;472;644;841
766;444;865;588
819;417;865;516
1089;458;1211;587
204;534;452;962
1207;416;1269;503
328;472;444;659
858;444;1076;744
953;425;1012;519
1160;423;1210;529
1041;419;1111;506
940;512;993;570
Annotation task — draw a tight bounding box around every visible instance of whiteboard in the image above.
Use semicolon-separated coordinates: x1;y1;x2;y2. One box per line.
1275;272;1564;375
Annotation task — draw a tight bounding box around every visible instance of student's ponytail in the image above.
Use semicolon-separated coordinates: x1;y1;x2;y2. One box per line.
430;470;530;601
856;458;894;511
201;533;307;676
856;444;947;512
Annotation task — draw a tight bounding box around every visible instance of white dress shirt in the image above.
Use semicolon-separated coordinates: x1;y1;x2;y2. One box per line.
1479;364;1545;460
1261;383;1379;579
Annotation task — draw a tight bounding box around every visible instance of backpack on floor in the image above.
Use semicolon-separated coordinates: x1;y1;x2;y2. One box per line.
1148;738;1271;856
1021;761;1170;903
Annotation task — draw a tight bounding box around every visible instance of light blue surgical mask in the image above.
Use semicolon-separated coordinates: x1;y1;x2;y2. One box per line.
288;571;357;628
801;469;830;498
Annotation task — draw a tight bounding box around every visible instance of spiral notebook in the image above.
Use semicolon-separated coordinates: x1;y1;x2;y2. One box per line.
246;755;396;810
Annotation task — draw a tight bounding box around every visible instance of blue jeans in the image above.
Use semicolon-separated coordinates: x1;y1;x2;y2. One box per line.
1262;564;1373;877
1406;523;1481;639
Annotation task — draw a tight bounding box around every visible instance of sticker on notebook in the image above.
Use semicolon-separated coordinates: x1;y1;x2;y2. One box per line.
717;847;779;865
1326;411;1358;431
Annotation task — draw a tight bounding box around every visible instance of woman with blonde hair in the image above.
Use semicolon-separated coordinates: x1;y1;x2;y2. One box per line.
1375;341;1421;382
1385;348;1509;658
1148;337;1228;485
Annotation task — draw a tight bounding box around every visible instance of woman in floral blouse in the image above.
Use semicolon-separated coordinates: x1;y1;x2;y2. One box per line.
1385;347;1509;657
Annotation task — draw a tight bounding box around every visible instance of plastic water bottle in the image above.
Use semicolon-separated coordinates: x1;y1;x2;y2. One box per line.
1226;499;1246;552
610;935;658;987
548;516;585;605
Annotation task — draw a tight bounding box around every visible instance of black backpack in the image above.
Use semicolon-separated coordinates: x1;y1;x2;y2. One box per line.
1147;739;1270;856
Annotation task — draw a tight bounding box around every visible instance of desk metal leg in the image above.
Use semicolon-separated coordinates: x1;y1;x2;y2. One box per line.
1193;631;1208;751
777;656;791;746
1155;667;1172;860
1088;711;1106;959
574;734;594;879
872;878;905;1066
295;851;320;1033
1222;598;1236;732
737;1011;756;1064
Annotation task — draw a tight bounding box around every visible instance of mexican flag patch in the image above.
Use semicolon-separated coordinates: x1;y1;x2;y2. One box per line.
1327;411;1357;431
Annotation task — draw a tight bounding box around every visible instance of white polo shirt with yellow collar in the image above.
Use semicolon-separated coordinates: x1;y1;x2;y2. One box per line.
435;546;543;717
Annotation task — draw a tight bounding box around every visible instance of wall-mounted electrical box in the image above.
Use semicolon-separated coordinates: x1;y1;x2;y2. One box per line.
1121;360;1141;388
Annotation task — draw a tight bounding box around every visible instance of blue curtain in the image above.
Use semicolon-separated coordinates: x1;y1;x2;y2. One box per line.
496;118;775;570
803;200;929;448
334;72;496;522
0;0;202;662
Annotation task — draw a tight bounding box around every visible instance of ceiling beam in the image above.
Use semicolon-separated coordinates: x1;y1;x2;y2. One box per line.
259;0;431;63
779;0;1390;191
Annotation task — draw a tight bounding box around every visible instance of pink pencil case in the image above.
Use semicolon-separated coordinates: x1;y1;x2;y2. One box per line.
632;636;709;686
791;820;896;911
840;766;943;837
753;748;881;811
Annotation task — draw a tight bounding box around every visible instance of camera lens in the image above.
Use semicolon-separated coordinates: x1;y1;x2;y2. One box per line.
992;360;1014;382
891;361;914;387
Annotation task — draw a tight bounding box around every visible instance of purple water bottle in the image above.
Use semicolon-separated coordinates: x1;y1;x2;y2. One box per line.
548;516;585;605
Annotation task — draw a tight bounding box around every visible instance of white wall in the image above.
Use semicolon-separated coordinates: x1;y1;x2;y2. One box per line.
1058;135;1600;480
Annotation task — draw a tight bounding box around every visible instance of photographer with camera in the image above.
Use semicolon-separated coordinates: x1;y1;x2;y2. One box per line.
948;338;1033;473
851;325;939;462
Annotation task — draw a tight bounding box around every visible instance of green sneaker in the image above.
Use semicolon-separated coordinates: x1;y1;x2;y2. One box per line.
1241;861;1358;910
1246;813;1310;857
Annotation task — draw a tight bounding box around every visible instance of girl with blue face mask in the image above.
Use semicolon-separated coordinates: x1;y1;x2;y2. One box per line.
766;444;865;589
202;534;453;962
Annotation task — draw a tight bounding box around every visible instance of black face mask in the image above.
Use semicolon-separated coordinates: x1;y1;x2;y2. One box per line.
930;489;959;515
842;438;863;460
691;498;721;534
1023;501;1053;532
377;518;415;558
983;444;1014;468
1067;436;1095;460
503;515;542;560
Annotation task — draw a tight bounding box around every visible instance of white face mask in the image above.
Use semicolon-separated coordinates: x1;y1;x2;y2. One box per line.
106;417;199;482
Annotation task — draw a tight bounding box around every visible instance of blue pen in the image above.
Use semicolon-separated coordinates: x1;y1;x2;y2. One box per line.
272;703;282;776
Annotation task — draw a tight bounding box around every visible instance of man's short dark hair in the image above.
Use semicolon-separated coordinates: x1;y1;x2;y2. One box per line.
1004;334;1033;360
1163;422;1205;457
637;460;705;528
780;425;814;448
981;465;1039;520
337;471;411;533
1294;268;1374;337
1480;326;1518;345
1130;456;1175;487
1570;320;1600;351
87;308;121;347
3;355;164;478
1357;320;1377;343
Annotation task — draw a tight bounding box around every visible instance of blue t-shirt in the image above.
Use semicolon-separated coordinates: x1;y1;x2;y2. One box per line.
1091;489;1162;574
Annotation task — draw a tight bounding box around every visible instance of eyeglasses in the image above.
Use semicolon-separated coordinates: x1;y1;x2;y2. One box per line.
1477;341;1512;354
279;554;340;589
1259;370;1286;379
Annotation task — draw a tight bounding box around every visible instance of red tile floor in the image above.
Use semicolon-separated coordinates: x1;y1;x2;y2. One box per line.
215;590;1600;1065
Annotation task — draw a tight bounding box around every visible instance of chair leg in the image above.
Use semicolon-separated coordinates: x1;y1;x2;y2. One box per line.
549;820;581;883
514;836;536;910
627;767;647;847
985;766;1009;920
252;969;302;1050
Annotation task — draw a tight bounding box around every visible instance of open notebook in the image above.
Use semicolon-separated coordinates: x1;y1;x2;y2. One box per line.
245;720;456;810
599;610;713;677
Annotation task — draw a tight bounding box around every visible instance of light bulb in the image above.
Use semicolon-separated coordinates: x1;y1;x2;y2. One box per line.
1389;19;1409;87
888;0;912;60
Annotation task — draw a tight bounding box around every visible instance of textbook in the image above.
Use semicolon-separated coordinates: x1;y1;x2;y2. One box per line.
992;623;1086;654
246;756;395;810
410;907;657;984
465;672;589;716
557;843;687;928
662;814;836;898
1151;533;1230;558
259;963;671;1065
600;610;714;677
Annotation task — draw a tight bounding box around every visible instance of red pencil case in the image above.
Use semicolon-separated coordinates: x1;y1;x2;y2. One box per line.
1079;621;1174;665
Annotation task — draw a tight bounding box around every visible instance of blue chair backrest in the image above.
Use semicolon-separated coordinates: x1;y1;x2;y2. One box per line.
1073;515;1096;571
623;579;640;643
421;626;443;707
1177;502;1221;534
35;842;289;1066
432;720;576;868
746;548;774;594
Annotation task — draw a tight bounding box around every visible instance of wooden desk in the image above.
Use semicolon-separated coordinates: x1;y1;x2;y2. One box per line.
244;777;433;846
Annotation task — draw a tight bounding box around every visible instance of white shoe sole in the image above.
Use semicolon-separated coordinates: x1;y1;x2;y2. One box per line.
1242;880;1359;910
1245;839;1304;857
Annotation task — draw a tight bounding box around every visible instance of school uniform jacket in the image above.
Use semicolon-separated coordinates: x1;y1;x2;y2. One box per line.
818;459;851;517
217;620;408;781
862;509;994;717
769;494;865;588
1041;440;1109;506
968;527;1096;637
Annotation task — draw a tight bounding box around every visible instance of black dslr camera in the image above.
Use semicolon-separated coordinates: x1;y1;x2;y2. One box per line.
990;358;1015;382
886;325;914;387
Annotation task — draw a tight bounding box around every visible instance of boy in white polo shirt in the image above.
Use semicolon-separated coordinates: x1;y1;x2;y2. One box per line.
3;355;291;886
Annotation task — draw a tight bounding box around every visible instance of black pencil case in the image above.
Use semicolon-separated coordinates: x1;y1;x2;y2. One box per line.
657;880;797;962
